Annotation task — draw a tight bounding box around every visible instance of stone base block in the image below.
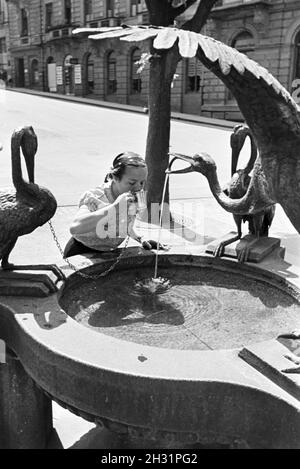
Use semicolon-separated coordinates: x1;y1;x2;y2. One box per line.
206;232;282;263
0;270;59;297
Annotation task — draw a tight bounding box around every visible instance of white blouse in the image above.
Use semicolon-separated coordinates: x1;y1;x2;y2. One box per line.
72;180;137;251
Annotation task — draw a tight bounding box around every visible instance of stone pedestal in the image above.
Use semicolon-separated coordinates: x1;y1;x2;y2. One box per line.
206;233;283;263
0;270;59;297
0;349;53;448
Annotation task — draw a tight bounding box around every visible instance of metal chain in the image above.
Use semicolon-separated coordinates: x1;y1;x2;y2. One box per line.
48;220;131;280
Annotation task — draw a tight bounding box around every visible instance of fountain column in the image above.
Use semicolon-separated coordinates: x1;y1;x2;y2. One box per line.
0;348;53;449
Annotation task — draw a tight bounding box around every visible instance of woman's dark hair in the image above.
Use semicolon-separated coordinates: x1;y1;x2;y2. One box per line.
104;152;147;182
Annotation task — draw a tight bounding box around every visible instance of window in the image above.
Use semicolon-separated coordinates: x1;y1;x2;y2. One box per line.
0;5;4;24
130;48;142;93
83;0;93;17
228;30;255;101
130;0;143;16
45;3;53;29
107;51;117;94
107;0;114;17
293;31;300;80
0;37;6;54
185;58;201;93
84;0;93;16
87;55;94;93
0;0;8;23
31;59;39;85
215;0;253;5
20;8;28;37
65;0;72;24
232;30;255;53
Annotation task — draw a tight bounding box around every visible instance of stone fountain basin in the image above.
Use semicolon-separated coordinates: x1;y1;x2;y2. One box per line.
1;248;300;448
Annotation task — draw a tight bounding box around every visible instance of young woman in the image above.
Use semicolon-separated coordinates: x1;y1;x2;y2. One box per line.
65;152;163;257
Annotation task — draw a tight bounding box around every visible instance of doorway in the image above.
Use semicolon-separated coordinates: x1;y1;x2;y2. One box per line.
64;54;74;95
15;58;25;87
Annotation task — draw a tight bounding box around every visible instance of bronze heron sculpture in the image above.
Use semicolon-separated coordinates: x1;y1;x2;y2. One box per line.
193;37;300;233
0;126;64;281
168;151;275;234
210;124;275;261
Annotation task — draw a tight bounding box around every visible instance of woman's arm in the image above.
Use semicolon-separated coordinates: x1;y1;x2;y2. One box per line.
70;204;109;236
70;192;135;236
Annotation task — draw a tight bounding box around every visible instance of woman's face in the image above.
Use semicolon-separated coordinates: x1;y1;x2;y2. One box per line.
113;165;148;196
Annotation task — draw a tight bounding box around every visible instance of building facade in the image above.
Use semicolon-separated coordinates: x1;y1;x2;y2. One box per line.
0;0;10;83
5;0;300;120
198;0;300;120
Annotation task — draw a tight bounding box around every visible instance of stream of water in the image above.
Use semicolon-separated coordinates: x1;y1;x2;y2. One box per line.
154;172;169;279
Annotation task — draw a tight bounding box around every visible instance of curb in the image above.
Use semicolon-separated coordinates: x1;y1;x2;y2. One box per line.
7;87;238;130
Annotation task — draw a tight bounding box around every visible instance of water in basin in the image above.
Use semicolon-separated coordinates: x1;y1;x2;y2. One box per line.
60;266;300;350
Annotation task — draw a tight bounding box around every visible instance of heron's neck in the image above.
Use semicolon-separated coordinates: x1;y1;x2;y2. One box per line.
207;168;272;215
231;130;257;176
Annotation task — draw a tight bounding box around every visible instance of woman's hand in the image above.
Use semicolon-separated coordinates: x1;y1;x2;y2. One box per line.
141;239;169;251
114;192;136;205
114;192;137;216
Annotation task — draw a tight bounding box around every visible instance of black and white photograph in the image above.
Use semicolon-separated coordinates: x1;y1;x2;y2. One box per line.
0;0;299;453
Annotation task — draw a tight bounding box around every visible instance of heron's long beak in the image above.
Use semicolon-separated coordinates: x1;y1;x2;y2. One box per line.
231;147;239;176
25;155;35;183
166;153;195;174
22;127;37;184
